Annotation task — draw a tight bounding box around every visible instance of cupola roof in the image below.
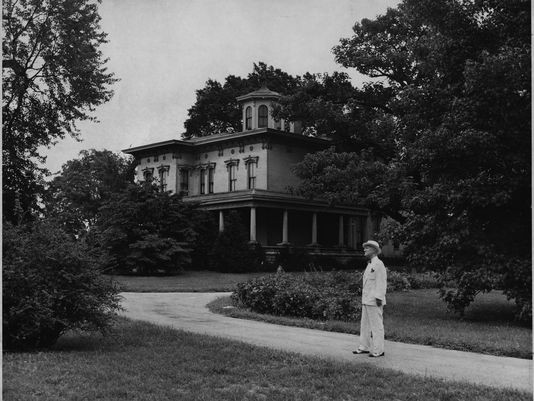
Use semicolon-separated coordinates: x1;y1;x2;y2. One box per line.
236;86;281;102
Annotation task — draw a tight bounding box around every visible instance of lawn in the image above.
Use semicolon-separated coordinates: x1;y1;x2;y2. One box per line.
111;270;269;292
209;289;532;359
3;318;530;401
111;271;532;358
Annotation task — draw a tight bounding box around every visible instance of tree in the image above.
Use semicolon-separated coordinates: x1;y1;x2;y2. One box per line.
3;220;121;349
183;62;301;138
45;149;136;235
95;184;201;275
290;0;530;320
2;0;117;224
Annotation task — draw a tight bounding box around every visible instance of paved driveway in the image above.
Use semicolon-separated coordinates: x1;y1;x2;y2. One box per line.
120;292;532;392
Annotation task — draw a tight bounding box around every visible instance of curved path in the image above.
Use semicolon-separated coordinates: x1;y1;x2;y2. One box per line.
120;292;532;392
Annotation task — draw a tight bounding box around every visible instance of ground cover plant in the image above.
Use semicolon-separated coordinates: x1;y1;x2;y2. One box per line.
211;289;531;359
3;318;530;401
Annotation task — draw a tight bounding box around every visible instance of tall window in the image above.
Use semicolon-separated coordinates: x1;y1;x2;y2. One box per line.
258;105;268;128
247;160;256;189
158;168;167;191
245;106;252;130
156;166;169;192
228;164;237;191
199;169;206;194
208;167;214;193
179;169;189;195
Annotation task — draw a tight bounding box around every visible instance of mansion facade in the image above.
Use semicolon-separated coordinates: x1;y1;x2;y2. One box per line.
123;87;400;262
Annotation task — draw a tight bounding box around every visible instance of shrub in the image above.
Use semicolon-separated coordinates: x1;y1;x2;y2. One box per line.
211;211;264;273
406;271;441;289
233;271;362;321
386;271;411;292
3;221;121;350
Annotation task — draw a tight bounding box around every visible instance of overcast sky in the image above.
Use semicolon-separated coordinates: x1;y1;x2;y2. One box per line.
43;0;399;175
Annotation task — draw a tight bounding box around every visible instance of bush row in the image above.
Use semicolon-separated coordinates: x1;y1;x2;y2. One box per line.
232;270;437;321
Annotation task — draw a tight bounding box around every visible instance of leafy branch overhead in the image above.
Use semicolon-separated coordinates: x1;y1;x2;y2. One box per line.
2;0;118;223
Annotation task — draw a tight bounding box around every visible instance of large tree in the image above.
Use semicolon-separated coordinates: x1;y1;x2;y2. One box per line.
2;0;117;223
45;149;136;236
288;0;530;320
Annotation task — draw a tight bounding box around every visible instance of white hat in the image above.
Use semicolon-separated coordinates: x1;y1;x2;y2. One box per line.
362;240;381;255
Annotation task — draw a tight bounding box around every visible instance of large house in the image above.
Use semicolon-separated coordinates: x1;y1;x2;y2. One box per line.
123;87;400;262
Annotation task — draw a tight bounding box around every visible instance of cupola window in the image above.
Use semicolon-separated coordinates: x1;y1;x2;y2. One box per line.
245;106;252;130
258;105;268;128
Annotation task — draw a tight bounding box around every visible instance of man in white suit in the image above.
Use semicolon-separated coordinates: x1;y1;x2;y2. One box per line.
353;240;387;357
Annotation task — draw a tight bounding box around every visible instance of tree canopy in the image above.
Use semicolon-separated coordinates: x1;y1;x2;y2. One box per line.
45;149;136;235
288;0;530;319
183;62;301;138
2;0;117;223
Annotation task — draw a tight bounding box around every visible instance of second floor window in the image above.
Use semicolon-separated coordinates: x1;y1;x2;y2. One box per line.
158;169;167;191
208;167;214;193
143;168;154;182
179;169;189;195
228;164;237;192
247;161;256;189
200;169;206;194
245;106;252;130
258;105;268;128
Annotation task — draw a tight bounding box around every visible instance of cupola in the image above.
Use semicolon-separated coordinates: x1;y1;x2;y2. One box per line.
236;87;301;134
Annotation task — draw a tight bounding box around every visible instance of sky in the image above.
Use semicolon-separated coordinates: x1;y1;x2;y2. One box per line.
43;0;399;175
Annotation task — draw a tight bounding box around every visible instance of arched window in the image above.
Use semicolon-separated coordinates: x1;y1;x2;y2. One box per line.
258;105;268;128
245;106;252;130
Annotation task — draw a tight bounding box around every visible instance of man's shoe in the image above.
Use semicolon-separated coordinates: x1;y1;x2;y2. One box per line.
368;352;385;358
352;349;369;354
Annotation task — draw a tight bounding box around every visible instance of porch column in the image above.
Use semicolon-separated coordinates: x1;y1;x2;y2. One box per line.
338;215;344;247
310;212;318;246
281;209;289;244
249;207;257;243
219;210;224;232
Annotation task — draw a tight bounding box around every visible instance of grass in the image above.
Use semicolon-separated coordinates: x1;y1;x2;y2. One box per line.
3;318;530;401
209;289;532;359
111;270;268;292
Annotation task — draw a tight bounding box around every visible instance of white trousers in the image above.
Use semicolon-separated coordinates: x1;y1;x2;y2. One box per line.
359;304;385;354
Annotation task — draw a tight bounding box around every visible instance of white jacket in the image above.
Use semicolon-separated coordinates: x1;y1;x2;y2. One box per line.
362;256;387;306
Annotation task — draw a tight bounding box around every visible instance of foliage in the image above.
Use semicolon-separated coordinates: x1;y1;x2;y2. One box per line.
211;210;264;273
233;270;413;321
405;271;440;289
188;210;219;270
2;0;117;224
183;62;303;138
287;0;530;320
95;184;199;275
2;220;121;350
45;149;135;235
233;272;361;321
386;271;411;292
